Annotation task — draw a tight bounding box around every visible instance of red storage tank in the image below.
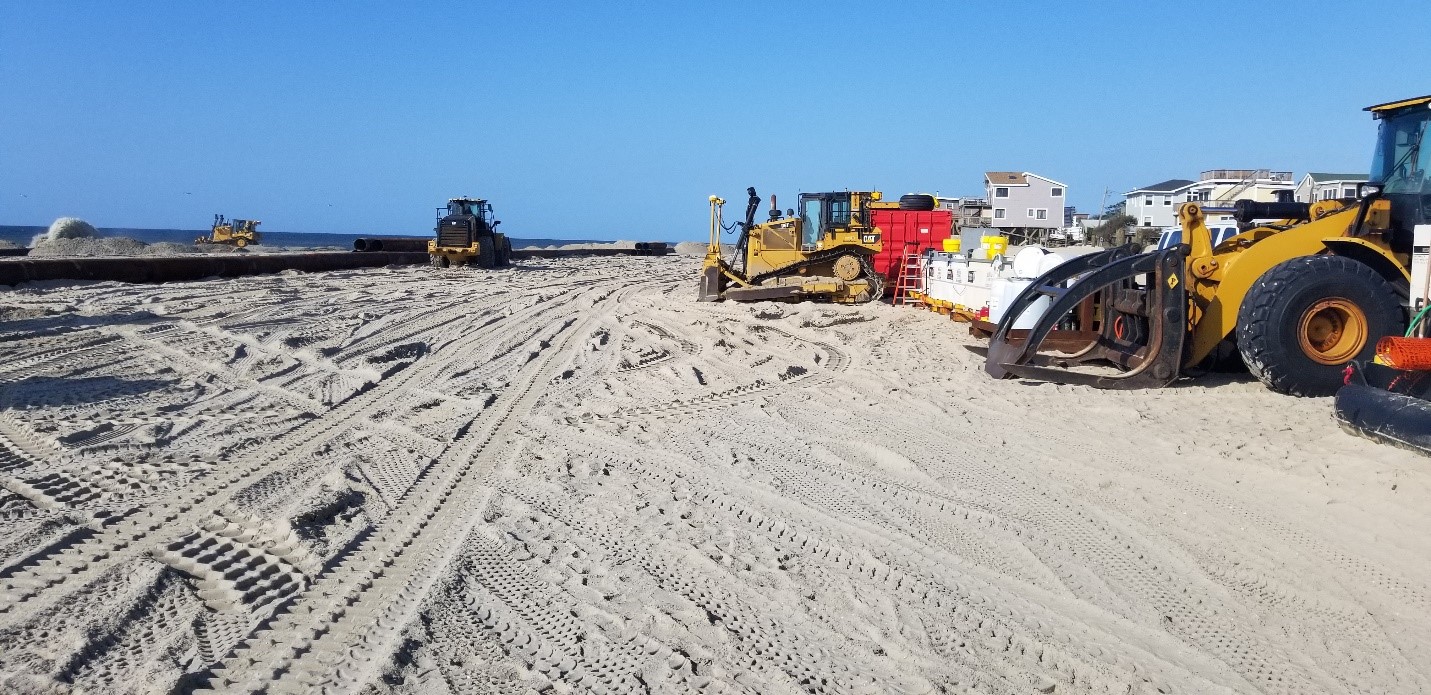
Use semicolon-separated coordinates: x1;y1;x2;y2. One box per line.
869;208;954;293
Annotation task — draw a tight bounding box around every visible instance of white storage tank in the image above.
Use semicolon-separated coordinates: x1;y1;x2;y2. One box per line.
988;278;1052;329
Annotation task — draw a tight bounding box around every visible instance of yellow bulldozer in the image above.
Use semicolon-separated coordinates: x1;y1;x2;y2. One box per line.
987;93;1431;396
699;187;884;303
196;215;261;247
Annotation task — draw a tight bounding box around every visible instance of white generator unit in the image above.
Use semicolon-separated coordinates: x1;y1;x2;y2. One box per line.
1411;224;1431;325
921;251;1007;314
921;246;1078;323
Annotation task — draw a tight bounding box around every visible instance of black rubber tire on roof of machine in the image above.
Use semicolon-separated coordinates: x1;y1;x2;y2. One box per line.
1236;254;1404;397
898;194;936;211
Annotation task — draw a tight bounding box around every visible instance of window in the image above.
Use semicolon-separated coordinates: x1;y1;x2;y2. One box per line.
1343;187;1357;198
994;208;1007;219
1035;209;1048;220
1051;187;1064;197
1027;208;1035;216
1144;196;1153;205
1144;218;1152;226
994;187;1009;198
1163;197;1172;206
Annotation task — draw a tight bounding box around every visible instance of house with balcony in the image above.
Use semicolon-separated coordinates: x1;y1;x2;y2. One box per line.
1294;172;1367;202
985;172;1066;239
1185;169;1295;206
1124;179;1195;228
935;196;991;229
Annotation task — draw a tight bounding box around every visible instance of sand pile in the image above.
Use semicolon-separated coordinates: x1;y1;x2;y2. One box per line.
144;242;200;255
33;216;100;245
674;241;706;256
29;236;150;257
0;255;1426;693
0;239;19;250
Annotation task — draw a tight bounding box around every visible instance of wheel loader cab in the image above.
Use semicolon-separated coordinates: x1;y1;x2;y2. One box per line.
1366;97;1431;249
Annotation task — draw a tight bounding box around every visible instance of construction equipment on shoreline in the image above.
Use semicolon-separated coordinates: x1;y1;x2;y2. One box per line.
428;197;512;268
196;215;261;247
699;187;884;303
986;93;1431;396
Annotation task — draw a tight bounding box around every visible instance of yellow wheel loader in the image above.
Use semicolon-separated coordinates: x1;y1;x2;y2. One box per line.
987;94;1431;396
428;197;512;268
698;187;884;303
196;215;261;247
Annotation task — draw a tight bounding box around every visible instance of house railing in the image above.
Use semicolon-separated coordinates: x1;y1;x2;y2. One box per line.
1199;169;1293;183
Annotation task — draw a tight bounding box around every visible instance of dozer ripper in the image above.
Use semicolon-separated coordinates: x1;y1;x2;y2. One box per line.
987;94;1431;396
428;197;512;268
197;215;260;247
698;187;884;303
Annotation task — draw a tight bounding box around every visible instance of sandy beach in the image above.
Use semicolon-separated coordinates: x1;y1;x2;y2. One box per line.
1;254;1428;694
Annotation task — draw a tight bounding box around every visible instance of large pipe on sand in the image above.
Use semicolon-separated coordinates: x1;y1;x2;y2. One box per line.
353;237;432;252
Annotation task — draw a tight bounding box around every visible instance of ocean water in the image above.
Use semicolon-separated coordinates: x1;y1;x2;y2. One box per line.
0;226;604;250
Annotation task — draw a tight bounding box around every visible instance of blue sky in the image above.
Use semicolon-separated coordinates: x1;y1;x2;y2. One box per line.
2;1;1426;240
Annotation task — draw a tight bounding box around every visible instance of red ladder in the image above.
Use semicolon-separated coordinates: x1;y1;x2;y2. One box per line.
892;252;924;306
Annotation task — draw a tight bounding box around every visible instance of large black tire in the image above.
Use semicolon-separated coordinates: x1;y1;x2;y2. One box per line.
1236;255;1404;397
499;236;513;266
898;194;936;211
476;237;496;269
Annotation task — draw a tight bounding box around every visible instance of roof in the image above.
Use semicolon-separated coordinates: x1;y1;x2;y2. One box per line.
984;171;1068;187
1303;172;1367;183
1365;94;1431;114
1127;178;1195;194
985;172;1027;185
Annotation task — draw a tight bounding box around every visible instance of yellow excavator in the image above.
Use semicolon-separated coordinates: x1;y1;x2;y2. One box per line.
987;93;1431;396
699;187;884;303
196;215;260;247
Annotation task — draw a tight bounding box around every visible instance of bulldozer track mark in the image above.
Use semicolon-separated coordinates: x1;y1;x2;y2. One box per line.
191;282;636;693
2;257;1423;694
0;275;602;630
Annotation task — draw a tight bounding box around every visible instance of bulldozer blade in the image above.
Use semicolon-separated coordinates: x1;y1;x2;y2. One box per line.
720;285;804;301
987;244;1189;389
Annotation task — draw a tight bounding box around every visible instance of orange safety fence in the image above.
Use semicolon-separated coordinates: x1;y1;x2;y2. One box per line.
1375;336;1431;370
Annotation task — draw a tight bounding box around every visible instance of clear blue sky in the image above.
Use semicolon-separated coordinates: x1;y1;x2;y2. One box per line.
2;1;1426;240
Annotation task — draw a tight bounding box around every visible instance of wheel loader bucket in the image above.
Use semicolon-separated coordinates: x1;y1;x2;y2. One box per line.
985;243;1189;389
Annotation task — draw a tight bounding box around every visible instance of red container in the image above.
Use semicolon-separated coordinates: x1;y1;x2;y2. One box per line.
869;208;954;292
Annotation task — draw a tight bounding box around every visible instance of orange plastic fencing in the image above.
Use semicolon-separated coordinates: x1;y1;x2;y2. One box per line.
1375;336;1431;370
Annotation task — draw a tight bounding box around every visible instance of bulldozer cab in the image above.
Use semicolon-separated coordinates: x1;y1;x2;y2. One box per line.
798;193;855;248
794;191;881;251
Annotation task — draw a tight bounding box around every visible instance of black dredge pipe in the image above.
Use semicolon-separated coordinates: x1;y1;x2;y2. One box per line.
0;245;677;286
0;252;431;286
1335;362;1431;456
353;237;432;252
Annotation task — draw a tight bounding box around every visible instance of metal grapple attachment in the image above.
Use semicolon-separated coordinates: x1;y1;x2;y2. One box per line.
985;243;1190;389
